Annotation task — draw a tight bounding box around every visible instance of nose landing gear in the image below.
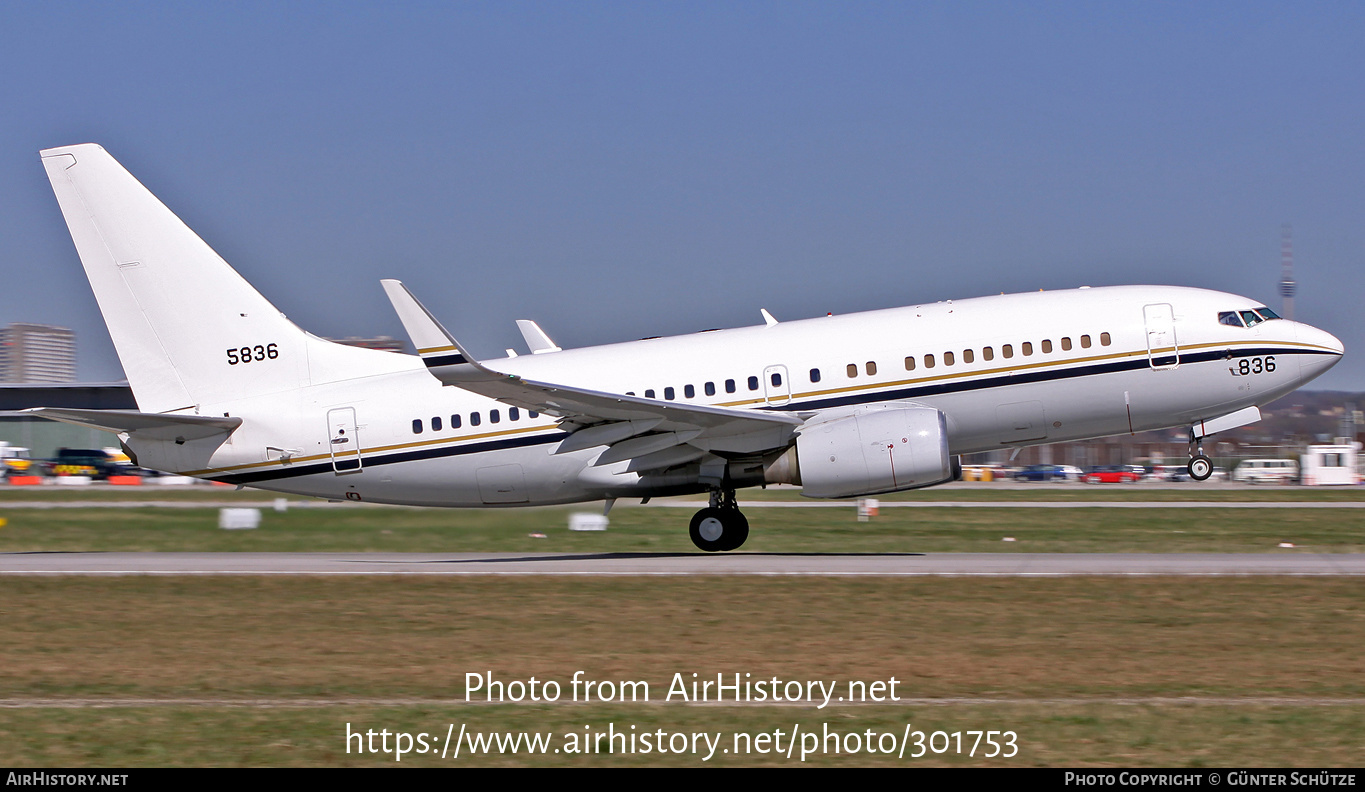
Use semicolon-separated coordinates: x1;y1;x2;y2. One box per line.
1187;428;1213;481
689;488;749;552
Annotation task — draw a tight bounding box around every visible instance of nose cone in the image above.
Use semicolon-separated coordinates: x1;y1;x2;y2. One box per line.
1295;322;1344;384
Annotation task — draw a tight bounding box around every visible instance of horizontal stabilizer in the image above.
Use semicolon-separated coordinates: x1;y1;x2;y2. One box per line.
25;408;242;442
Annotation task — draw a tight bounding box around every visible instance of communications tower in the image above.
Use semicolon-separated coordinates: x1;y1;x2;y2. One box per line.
1279;224;1296;321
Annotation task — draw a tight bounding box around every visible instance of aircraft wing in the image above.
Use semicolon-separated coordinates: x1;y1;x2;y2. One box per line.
381;280;803;467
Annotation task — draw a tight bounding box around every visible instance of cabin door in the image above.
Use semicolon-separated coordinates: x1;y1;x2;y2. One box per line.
1143;303;1180;370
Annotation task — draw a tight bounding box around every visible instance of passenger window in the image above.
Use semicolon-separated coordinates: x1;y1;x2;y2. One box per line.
747;376;759;391
963;349;974;363
664;387;675;400
432;416;442;431
771;372;783;387
943;351;955;366
725;379;736;394
1219;312;1244;327
626;391;635;396
645;389;655;398
528;411;539;419
924;354;935;369
705;382;716;396
1002;344;1013;359
904;356;916;371
1041;340;1052;354
451;414;462;429
1080;335;1091;349
983;347;994;361
1022;342;1033;356
809;368;821;383
509;407;520;421
865;361;877;376
470;412;481;427
1061;337;1072;351
684;384;695;398
490;409;500;423
1100;332;1111;346
412;419;423;434
847;364;858;378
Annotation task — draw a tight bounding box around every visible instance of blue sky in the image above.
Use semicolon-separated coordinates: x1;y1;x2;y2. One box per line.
2;1;1362;388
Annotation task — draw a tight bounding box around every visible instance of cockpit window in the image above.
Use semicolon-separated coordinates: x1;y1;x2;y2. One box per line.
1256;307;1281;321
1218;311;1244;327
1240;310;1264;327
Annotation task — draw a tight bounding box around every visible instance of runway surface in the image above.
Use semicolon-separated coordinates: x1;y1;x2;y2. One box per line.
2;500;1363;509
2;551;1363;576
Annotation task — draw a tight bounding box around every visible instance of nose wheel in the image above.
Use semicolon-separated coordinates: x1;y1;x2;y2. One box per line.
1186;428;1213;481
689;488;749;551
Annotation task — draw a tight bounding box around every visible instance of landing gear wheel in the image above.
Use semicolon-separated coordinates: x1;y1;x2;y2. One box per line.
1188;455;1213;482
689;507;749;552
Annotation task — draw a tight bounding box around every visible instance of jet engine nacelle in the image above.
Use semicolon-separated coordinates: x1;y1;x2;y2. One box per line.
792;404;953;498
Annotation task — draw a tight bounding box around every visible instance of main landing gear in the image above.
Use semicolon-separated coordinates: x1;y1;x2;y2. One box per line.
689;488;749;552
1187;428;1213;482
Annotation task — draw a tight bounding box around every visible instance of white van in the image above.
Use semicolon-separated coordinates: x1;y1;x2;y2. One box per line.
1232;458;1298;485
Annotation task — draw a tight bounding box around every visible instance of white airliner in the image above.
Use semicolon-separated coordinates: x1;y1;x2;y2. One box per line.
31;144;1344;551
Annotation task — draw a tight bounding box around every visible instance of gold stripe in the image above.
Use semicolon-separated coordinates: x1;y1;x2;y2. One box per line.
417;345;459;354
184;423;558;477
717;339;1329;407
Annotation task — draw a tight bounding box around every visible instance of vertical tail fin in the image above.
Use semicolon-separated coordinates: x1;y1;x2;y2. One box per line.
42;144;317;412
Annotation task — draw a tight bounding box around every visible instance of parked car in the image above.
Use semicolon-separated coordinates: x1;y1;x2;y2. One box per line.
1013;464;1064;482
1056;465;1084;481
1081;465;1142;483
1151;464;1191;482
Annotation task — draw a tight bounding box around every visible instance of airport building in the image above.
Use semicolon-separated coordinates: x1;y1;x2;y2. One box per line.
0;323;77;384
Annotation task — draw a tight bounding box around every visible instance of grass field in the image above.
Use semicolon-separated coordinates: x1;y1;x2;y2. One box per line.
1;484;1362;765
0;576;1362;766
0;498;1362;553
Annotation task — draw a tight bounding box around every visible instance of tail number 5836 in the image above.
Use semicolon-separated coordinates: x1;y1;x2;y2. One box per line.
227;344;279;365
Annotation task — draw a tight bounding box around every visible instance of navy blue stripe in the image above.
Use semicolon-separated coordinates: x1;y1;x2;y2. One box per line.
423;353;467;367
771;346;1334;413
214;345;1334;484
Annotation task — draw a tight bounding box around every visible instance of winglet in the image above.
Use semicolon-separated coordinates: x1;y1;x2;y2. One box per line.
760;308;778;327
515;319;562;354
380;280;516;386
